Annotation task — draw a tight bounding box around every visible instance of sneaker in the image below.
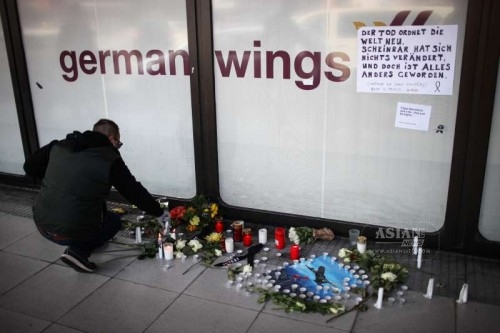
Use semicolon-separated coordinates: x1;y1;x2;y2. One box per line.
61;247;97;273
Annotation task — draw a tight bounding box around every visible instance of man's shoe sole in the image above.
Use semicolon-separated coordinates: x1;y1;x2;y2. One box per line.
61;254;95;272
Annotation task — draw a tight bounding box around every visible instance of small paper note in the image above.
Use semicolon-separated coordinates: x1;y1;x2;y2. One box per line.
395;102;431;131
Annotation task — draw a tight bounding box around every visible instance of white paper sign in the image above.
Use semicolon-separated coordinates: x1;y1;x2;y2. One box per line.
395;102;431;131
357;25;458;95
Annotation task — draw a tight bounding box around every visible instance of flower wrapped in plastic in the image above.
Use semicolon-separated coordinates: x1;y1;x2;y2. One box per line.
289;227;335;245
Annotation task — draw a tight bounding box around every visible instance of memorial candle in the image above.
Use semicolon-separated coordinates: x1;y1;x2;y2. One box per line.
417;247;423;269
164;243;174;260
374;287;383;309
424;277;434;299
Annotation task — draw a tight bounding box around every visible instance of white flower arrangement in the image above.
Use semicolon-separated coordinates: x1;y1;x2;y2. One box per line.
381;272;397;282
242;264;253;274
188;239;203;252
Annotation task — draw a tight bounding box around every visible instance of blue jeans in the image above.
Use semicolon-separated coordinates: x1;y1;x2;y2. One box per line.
37;211;122;258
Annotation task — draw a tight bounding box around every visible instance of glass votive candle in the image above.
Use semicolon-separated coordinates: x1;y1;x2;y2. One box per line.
363;280;371;286
388;297;395;305
350;283;357;288
397;291;404;298
353;265;360;270
320;299;327;303
338;263;345;268
354;274;360;279
283;289;290;294
299;287;307;293
316;286;323;293
324;296;332;301
253;259;260;265
401;285;408;292
344;277;350;282
275;272;281;279
299;294;307;299
350;269;356;274
266;283;274;289
323;286;330;292
261;257;268;262
226;280;234;288
344;265;351;270
273;285;281;291
306;291;314;297
293;260;299;265
282;262;289;267
310;254;316;259
291;284;298;291
236;283;243;290
355;296;363;305
323;252;329;258
362;274;368;280
313;295;320;301
334;295;342;302
358;270;365;274
290;293;297;298
398;298;406;305
299;257;305;263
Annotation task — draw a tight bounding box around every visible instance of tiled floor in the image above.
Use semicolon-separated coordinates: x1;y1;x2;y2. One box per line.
1;184;500;332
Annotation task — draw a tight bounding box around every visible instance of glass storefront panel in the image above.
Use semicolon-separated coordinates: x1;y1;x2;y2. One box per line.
214;0;468;231
0;14;25;175
478;66;500;242
17;0;195;197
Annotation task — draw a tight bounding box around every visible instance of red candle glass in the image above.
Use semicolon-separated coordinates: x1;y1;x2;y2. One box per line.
290;244;300;260
275;227;285;249
215;219;224;233
243;228;252;247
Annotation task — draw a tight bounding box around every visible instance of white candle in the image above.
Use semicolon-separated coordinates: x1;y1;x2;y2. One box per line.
135;227;142;243
164;243;174;260
423;277;434;299
413;236;419;255
456;283;468;304
225;237;234;253
258;228;268;244
374;287;384;309
157;233;163;259
417;247;422;269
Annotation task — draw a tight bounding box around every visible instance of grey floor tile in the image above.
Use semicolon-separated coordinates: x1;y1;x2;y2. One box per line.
0;264;109;321
0;307;51;333
44;323;87;333
249;312;347;333
352;291;455;333
0;251;49;295
184;265;266;311
115;255;206;292
262;299;357;332
146;294;258;333
85;241;141;277
3;231;66;262
58;278;178;333
0;214;36;249
456;301;500;333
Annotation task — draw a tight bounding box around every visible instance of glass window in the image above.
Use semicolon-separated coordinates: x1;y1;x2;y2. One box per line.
213;0;469;231
17;0;195;197
0;15;25;175
478;66;500;242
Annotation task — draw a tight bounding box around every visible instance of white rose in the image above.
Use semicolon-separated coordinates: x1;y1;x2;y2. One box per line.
381;272;397;282
242;264;253;274
176;239;186;250
188;239;203;252
338;248;351;258
174;251;184;259
215;249;222;257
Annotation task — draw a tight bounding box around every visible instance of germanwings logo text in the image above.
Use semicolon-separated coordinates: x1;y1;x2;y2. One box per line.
59;10;434;91
353;10;433;29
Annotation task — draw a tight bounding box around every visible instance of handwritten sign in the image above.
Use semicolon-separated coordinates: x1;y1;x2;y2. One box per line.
357;25;458;95
395;102;431;131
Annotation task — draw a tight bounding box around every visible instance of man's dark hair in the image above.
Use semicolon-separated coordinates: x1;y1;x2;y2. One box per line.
93;119;119;137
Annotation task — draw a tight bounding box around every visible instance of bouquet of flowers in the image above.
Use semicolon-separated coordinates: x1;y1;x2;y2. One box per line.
337;248;408;292
171;231;224;265
169;195;219;233
288;226;335;245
